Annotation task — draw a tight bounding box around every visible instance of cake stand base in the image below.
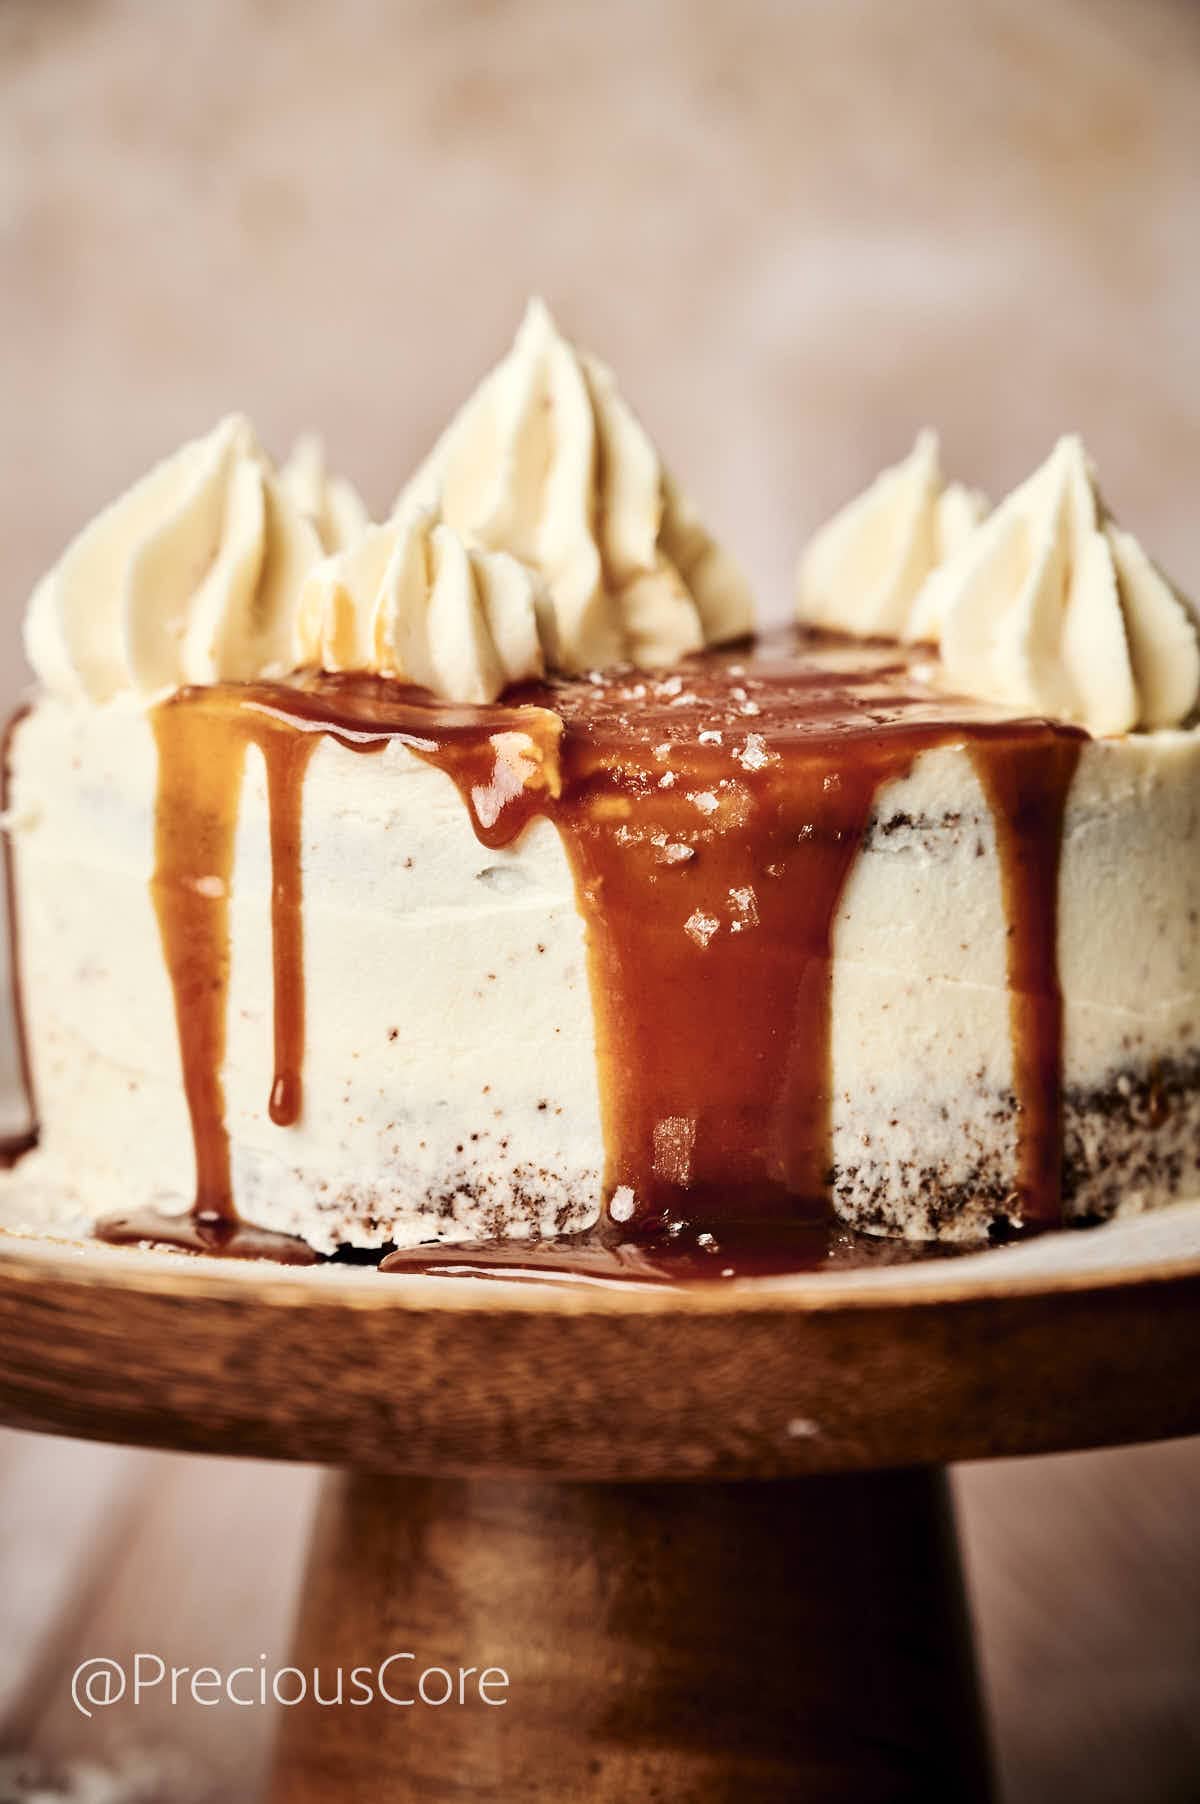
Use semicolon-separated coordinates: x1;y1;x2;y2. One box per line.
270;1466;991;1803
3;1213;1199;1799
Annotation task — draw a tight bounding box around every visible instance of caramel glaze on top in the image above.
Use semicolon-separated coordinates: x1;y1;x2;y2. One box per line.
85;631;1084;1277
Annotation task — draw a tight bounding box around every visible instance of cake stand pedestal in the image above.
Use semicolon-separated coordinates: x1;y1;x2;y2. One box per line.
1;1215;1198;1802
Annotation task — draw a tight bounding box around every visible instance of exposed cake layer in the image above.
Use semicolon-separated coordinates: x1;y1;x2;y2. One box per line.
5;648;1197;1251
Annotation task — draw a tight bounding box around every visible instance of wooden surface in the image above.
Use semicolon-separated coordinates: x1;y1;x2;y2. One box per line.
273;1468;990;1803
1;1218;1199;1480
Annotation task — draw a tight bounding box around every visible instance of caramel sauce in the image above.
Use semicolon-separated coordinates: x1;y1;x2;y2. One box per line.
72;632;1086;1272
97;701;320;1263
970;738;1081;1224
378;1218;979;1286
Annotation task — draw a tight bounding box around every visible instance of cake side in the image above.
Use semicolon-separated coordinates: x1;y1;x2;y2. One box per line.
4;696;603;1253
829;733;1200;1238
6;695;1197;1251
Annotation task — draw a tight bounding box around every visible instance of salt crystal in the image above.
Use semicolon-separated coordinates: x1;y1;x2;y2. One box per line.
610;1186;636;1223
698;729;723;746
728;885;759;932
684;909;720;947
740;700;762;716
658;842;695;865
689;791;719;815
653;742;672;759
658;771;676;788
735;733;771;772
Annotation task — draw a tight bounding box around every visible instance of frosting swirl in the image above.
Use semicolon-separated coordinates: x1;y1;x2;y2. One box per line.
280;434;369;554
398;298;753;672
927;437;1200;736
25;415;326;704
295;505;547;704
796;431;986;642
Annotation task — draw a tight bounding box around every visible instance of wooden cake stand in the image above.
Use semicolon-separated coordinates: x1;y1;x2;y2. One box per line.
1;1207;1198;1803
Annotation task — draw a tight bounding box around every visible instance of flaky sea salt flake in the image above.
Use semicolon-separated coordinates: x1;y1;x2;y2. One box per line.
728;884;759;932
735;733;772;772
684;909;720;947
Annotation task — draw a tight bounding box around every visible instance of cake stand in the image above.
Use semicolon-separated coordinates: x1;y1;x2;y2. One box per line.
1;1206;1199;1803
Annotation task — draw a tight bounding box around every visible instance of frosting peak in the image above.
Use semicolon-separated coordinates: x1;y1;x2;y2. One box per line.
397;298;754;673
295;504;547;705
280;434;369;554
25;416;328;704
929;436;1200;736
796;431;987;642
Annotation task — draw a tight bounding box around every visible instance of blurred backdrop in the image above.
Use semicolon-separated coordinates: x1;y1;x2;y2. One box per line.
0;1;1198;1800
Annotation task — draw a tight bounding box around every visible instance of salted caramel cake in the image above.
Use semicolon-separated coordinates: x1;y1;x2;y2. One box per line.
3;305;1199;1264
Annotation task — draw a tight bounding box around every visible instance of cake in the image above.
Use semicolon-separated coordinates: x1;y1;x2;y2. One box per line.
3;304;1198;1267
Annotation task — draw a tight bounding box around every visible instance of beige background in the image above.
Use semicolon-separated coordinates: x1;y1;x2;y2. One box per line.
1;1;1198;1799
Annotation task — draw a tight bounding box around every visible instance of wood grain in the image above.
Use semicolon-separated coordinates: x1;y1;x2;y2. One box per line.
0;1234;1198;1480
271;1468;991;1803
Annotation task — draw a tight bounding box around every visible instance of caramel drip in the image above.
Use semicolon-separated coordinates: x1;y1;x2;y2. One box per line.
149;702;247;1219
48;634;1086;1270
553;734;911;1221
970;737;1082;1225
96;696;320;1262
263;729;320;1127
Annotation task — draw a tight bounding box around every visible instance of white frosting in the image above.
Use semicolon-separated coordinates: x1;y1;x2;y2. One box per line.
24;415;326;704
398;298;754;672
796;432;986;641
7;697;1198;1249
280;434;369;553
295;505;548;704
928;437;1200;735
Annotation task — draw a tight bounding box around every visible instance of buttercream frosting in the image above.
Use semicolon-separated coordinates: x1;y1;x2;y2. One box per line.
796;431;986;642
295;504;548;704
928;437;1200;735
280;434;369;553
397;298;754;672
25;415;325;703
